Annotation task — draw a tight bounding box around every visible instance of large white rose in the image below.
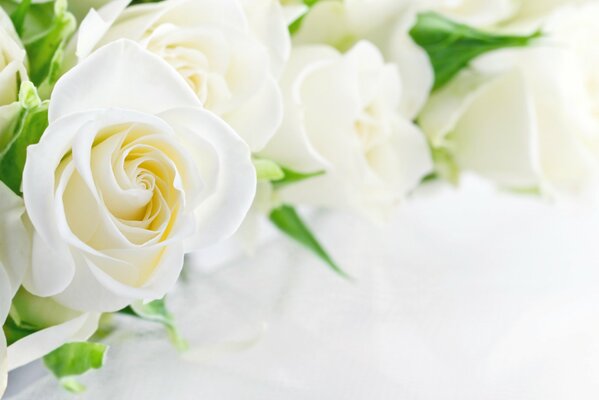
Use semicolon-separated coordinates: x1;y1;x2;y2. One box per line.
73;0;289;151
419;3;599;203
22;40;256;312
260;41;432;219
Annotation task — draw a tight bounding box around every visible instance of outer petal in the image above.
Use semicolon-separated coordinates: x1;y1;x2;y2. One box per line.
0;182;30;297
49;39;200;122
53;244;185;312
7;312;100;370
159;107;256;249
388;13;434;120
224;77;283;152
240;0;291;76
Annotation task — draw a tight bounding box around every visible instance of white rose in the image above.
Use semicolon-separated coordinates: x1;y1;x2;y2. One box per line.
290;0;433;120
259;41;433;219
73;0;289;151
22;40;256;312
419;3;599;202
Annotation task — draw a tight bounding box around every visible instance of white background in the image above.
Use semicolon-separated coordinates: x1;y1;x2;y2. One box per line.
7;176;599;399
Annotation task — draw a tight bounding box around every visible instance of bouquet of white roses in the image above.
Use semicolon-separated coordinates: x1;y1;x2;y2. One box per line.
1;0;598;395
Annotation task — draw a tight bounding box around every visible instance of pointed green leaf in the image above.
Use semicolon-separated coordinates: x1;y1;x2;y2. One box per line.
43;342;108;392
273;167;324;188
410;12;541;90
269;204;349;278
125;299;188;351
0;83;49;195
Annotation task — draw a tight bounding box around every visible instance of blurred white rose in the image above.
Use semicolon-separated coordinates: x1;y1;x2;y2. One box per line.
419;3;599;203
260;41;432;219
289;0;433;119
22;40;256;312
73;0;289;151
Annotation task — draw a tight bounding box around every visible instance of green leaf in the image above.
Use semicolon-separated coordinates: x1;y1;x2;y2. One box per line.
125;299;188;351
254;158;285;181
269;204;349;278
0;83;49;195
410;12;541;90
273;167;324;188
43;342;108;392
24;0;76;88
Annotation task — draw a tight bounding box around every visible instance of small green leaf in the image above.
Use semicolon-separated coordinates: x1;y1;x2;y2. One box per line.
24;0;76;88
273;167;324;188
0;83;49;195
43;341;108;392
254;158;285;181
269;204;349;278
410;12;541;90
125;299;188;351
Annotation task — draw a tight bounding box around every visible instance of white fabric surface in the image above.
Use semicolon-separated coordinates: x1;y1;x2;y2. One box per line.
7;176;599;399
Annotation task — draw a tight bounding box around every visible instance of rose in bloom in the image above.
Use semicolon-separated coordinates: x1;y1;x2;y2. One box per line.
260;41;432;219
73;0;289;151
290;0;433;121
22;40;256;312
419;3;599;203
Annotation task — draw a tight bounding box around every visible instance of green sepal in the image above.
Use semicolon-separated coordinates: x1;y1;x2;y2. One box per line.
24;0;76;89
43;342;108;393
254;158;285;182
410;12;541;90
273;167;324;188
0;82;49;195
269;204;349;278
122;299;188;351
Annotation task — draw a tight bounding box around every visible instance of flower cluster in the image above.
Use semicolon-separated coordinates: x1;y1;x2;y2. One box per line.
0;0;597;394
